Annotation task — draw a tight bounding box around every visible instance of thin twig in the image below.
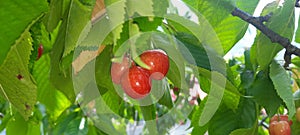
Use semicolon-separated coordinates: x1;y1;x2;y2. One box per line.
258;116;269;129
296;0;300;7
231;8;300;68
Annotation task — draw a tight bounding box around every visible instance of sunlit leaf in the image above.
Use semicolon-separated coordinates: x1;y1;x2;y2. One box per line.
104;0;126;45
0;31;36;120
33;54;71;120
43;0;63;32
126;0;153;16
0;0;48;65
256;0;295;69
6;113;40;135
61;0;95;57
183;0;259;53
270;61;295;118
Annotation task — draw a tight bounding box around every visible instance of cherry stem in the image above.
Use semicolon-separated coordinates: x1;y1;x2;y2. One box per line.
128;20;150;70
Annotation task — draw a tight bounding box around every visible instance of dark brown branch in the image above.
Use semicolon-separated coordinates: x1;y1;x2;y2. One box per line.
231;8;300;68
296;0;300;7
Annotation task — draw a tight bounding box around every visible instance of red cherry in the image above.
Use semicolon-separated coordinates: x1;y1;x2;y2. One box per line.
111;56;132;84
270;115;293;126
140;49;169;80
269;121;291;135
36;44;43;60
120;66;151;99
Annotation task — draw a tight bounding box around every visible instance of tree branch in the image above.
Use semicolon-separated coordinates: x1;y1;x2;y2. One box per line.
231;7;300;68
296;0;300;7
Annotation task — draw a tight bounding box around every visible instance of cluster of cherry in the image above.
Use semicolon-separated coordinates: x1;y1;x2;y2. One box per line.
111;49;169;99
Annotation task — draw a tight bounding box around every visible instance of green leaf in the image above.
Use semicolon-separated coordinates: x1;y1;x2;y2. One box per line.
183;0;259;53
87;124;100;135
0;114;13;132
140;104;158;134
126;0;153;16
152;0;169;16
199;71;228;126
93;98;122;134
53;111;78;134
269;61;295;118
43;0;63;32
256;0;295;69
291;57;300;67
166;59;183;88
102;90;121;114
236;98;257;128
61;0;95;57
291;120;300;135
81;0;126;47
140;104;156;121
0;31;37;120
50;41;75;102
64;117;88;135
199;73;239;111
104;0;126;45
33;54;71;120
198;68;240;109
6;112;40;135
191;98;208;135
230;128;257;135
175;32;226;74
50;3;91;101
133;17;163;32
166;14;224;55
0;0;48;65
294;90;300;107
208;97;257;134
157;80;173;109
95;46;114;92
208;107;238;134
296;12;300;43
248;71;282;116
72;47;100;97
241;70;255;89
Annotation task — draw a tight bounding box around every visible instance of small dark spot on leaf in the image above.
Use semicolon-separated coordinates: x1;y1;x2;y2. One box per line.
25;104;30;110
17;74;23;80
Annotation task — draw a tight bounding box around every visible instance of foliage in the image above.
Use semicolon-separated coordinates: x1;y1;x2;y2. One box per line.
0;0;300;134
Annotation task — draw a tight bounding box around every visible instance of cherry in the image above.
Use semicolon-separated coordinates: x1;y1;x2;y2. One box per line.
120;66;151;99
140;49;169;80
36;44;43;60
269;121;291;135
270;115;293;126
111;56;132;84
